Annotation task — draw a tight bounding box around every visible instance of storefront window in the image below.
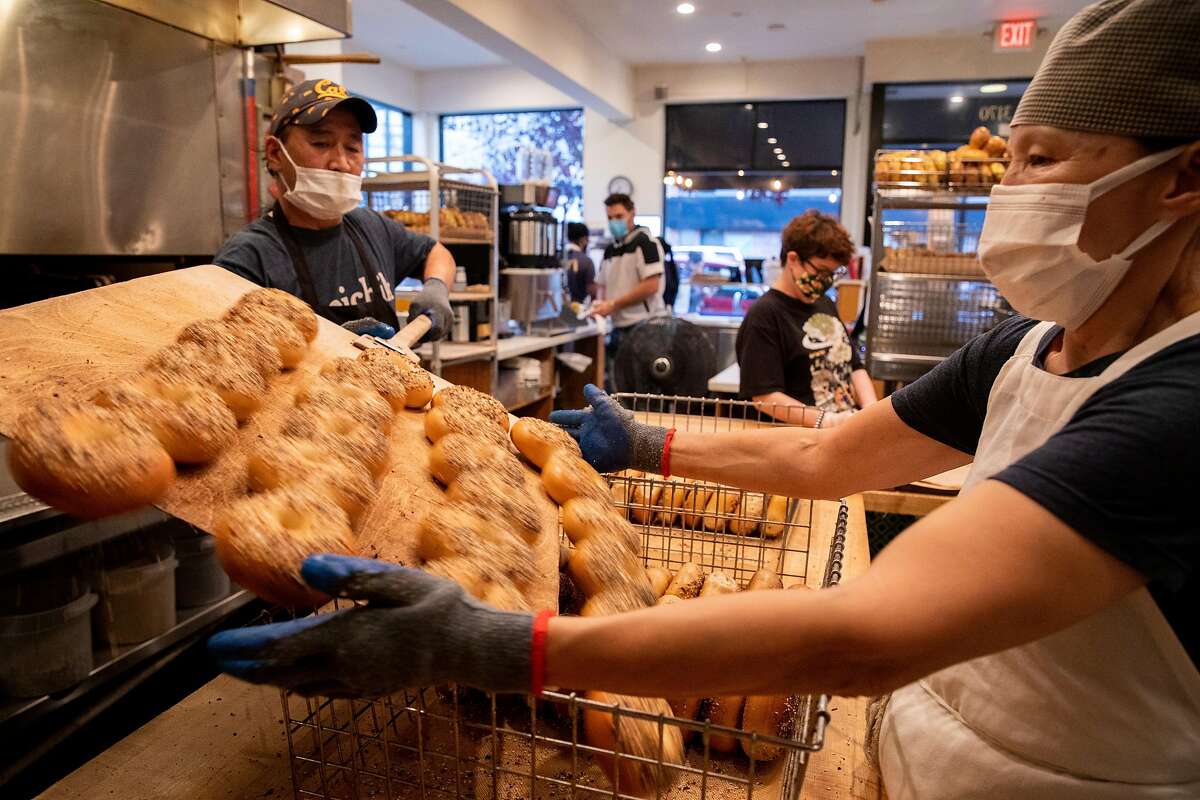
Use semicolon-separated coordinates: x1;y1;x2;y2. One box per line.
364;100;413;171
440;109;584;221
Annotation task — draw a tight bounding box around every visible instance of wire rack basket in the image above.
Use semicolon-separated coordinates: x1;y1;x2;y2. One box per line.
879;221;984;278
363;156;496;243
280;393;848;800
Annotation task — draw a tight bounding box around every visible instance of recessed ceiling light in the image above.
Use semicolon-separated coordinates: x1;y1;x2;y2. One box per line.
676;2;695;14
705;41;722;53
743;103;753;110
663;175;674;185
757;122;768;129
735;190;745;200
773;147;782;154
781;161;790;167
771;179;782;191
767;137;777;144
831;169;839;176
737;169;745;176
980;83;1008;94
828;192;839;204
776;153;786;160
949;95;965;104
684;177;694;188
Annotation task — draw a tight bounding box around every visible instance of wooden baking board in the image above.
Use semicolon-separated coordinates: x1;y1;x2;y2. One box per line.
0;266;560;612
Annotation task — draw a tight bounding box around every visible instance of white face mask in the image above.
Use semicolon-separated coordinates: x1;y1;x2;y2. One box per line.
272;137;363;220
977;145;1185;330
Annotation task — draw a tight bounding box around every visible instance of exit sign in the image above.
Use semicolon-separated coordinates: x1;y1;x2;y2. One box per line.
995;19;1037;51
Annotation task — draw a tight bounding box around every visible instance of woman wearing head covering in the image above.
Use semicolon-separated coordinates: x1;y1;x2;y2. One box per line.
209;2;1200;796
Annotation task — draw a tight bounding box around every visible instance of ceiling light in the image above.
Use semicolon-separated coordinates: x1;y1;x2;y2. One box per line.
684;177;694;188
776;153;786;160
743;103;753;110
831;169;839;176
663;175;674;185
767;137;777;144
735;190;745;200
771;179;782;191
781;161;790;167
737;169;745;176
949;95;965;104
828;192;839;204
757;122;768;129
979;83;1008;94
676;2;695;14
773;147;782;154
675;175;684;185
705;42;722;53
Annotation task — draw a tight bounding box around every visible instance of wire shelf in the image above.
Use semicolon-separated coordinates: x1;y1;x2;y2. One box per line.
363;156;497;243
280;393;849;800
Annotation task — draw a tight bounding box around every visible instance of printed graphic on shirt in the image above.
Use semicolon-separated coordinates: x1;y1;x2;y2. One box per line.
803;313;856;412
329;272;396;309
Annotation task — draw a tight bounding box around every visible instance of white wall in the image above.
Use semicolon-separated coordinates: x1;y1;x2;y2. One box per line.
864;34;1053;86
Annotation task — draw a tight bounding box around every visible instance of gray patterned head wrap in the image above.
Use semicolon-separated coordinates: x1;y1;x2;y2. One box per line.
1011;0;1200;139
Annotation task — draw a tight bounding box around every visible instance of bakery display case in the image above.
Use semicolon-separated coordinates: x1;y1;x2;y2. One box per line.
279;394;848;800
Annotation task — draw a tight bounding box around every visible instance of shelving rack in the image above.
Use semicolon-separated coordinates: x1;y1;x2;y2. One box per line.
362;156;500;387
866;181;1013;383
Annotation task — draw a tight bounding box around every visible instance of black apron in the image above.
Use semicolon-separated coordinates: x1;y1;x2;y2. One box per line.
269;203;400;329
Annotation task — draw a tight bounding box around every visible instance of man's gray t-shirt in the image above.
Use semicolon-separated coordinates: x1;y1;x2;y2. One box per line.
214;206;436;319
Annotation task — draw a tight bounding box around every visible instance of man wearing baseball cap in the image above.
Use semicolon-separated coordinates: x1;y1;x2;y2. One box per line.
213;3;1200;797
215;79;455;341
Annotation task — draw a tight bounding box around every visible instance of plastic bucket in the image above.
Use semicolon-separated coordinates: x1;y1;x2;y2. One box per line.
0;592;97;698
173;533;230;608
94;556;178;646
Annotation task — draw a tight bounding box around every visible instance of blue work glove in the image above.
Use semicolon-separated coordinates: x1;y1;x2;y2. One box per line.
407;277;453;343
207;554;534;698
341;317;396;339
548;384;669;474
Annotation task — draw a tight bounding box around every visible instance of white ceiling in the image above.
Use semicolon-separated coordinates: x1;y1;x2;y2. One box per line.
559;0;1093;62
346;0;503;70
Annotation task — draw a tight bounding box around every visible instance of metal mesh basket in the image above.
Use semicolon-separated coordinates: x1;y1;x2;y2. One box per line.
281;393;847;800
879;221;984;278
363;156;496;242
867;272;1013;381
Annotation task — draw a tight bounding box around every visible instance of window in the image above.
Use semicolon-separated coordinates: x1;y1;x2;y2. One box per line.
663;101;845;263
364;99;413;171
440;109;584;221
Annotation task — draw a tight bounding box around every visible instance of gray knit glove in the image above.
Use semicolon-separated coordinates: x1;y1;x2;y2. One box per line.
408;277;453;342
208;555;533;697
549;384;669;474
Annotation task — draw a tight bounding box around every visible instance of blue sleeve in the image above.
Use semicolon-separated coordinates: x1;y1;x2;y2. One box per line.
213;230;270;286
994;339;1200;591
381;215;436;284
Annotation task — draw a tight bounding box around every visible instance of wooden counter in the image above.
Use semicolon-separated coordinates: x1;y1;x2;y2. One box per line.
40;495;882;800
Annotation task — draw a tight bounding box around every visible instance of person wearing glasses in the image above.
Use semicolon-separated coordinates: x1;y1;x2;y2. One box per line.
735;211;876;427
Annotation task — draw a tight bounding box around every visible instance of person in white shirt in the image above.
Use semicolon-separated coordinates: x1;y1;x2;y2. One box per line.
591;194;668;361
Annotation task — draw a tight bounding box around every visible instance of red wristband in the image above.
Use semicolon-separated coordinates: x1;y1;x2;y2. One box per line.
529;609;554;697
660;428;677;478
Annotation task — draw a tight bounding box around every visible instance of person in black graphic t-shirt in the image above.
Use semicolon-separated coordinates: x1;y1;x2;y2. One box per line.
736;210;876;427
214;79;455;342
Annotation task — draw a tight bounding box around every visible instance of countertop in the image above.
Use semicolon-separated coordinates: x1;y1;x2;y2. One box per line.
415;321;605;365
708;362;741;394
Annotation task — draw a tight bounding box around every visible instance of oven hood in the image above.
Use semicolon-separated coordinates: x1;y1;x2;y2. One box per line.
97;0;350;45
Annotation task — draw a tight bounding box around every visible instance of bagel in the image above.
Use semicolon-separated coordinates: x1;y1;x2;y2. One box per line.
356;348;434;409
294;379;393;434
579;582;657;616
561;497;641;553
567;533;653;599
541;451;610;505
213;486;355;608
432;384;508;424
320;357;407;412
8;401;175;518
416;503;537;587
282;406;391;479
509;416;581;468
145;341;267;422
222;305;308;368
246;435;377;526
662;562;705;599
232;287;318;343
424;404;509;446
445;469;543;544
176;318;282;378
428;432;524;488
93;376;237;464
582;692;683;797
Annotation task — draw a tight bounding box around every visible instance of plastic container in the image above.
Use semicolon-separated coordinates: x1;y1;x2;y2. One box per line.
173;533;230;608
0;592;98;698
93;555;178;646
